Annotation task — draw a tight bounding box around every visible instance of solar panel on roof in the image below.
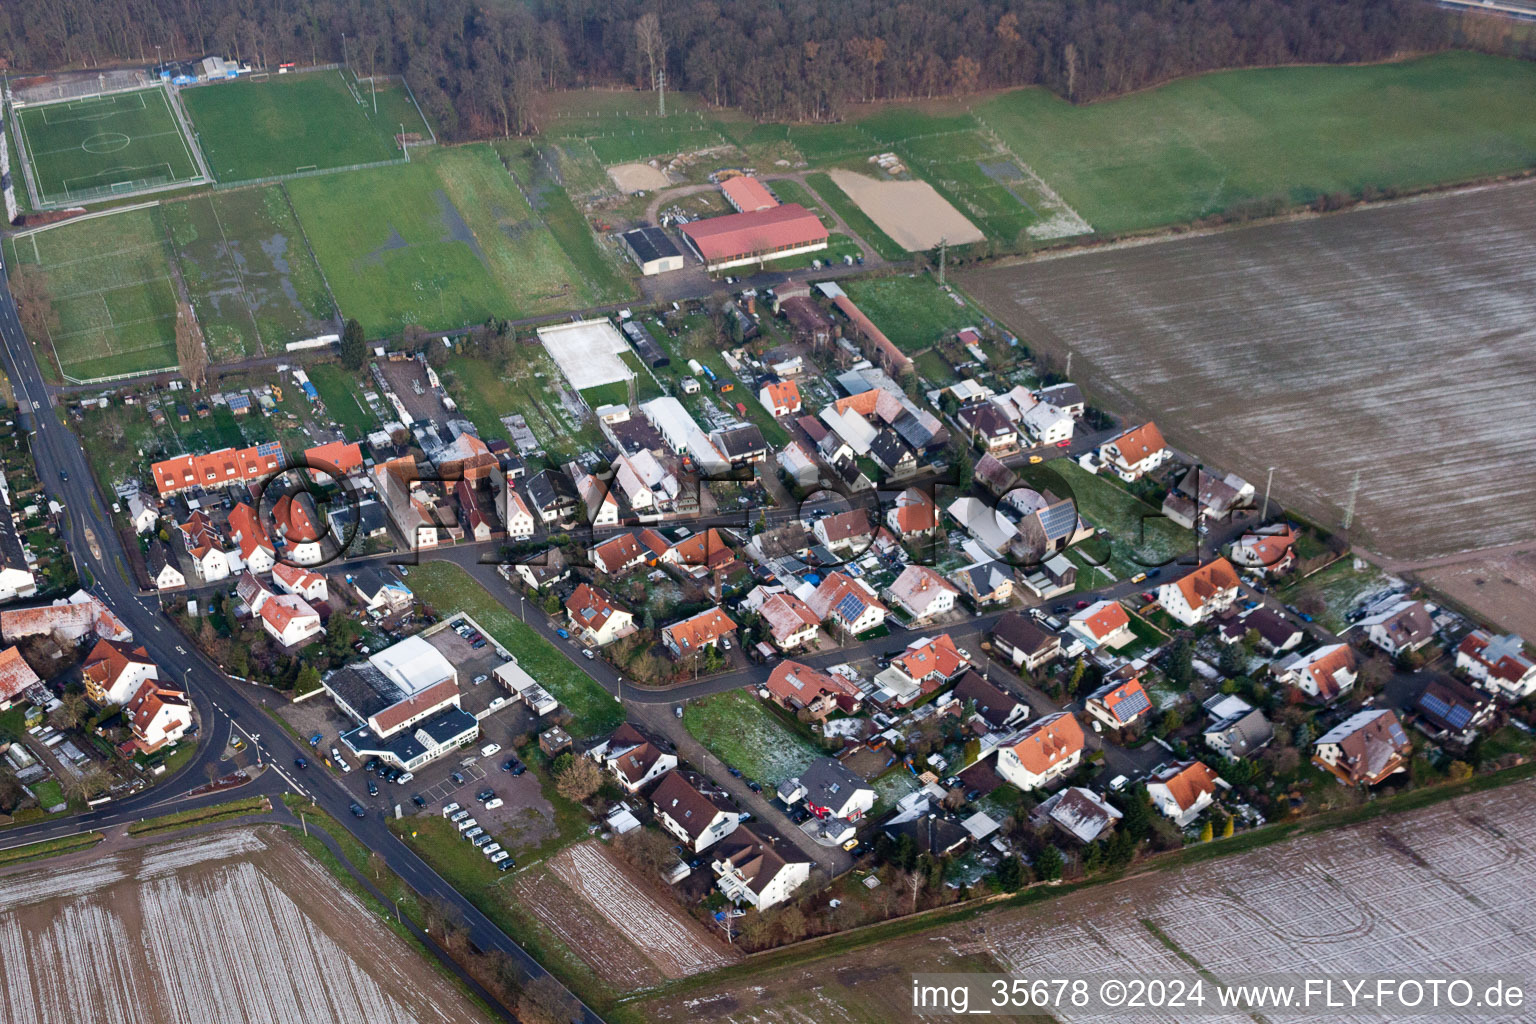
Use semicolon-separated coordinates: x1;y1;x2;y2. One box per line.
1036;502;1078;540
1418;692;1472;730
256;440;284;459
835;593;865;621
1113;688;1151;721
1386;721;1409;744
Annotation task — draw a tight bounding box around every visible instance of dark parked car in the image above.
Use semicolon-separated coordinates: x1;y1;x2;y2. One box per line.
385;767;401;783
1053;604;1070;614
727;766;743;778
58;470;68;482
364;757;380;774
411;793;427;807
747;780;763;793
471;639;487;649
293;756;309;769
510;761;526;776
367;778;379;796
502;759;516;772
476;787;495;801
497;858;515;871
451;771;466;785
349;802;366;818
307;733;322;747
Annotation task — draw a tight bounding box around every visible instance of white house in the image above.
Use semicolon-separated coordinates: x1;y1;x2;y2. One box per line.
759;380;802;418
505;488;536;540
177;512;231;583
126;492;160;535
805;572;887;636
589;724;678;793
83;638;159;706
1456;630;1536;700
651;770;739;853
227;503;276;575
1356;598;1435;657
1100;422;1170;481
712;828;811;910
260;595;323;647
1146;761;1221;827
564;582;635;647
1022;402;1074;446
994;712;1084;791
272;562;329;603
886;565;958;623
1156;557;1241;626
146;542;186;591
125;681;192;752
1275;643;1357;702
1066;600;1134;650
794;757;875;822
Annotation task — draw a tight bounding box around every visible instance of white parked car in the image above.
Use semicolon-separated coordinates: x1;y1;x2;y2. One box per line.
483;798;504;810
397;771;414;783
442;802;461;817
480;742;502;758
482;843;502;857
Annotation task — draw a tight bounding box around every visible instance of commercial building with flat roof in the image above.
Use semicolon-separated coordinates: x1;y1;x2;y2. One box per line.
681;204;828;272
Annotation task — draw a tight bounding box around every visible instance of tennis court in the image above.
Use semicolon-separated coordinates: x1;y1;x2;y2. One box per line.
15;87;203;205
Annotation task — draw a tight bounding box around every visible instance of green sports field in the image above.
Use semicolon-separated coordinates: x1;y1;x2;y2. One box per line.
288;144;611;338
977;51;1536;235
162;185;337;362
16;88;201;205
6;207;181;381
181;70;404;181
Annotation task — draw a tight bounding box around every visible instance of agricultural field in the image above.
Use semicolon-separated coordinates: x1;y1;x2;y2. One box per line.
0;827;492;1024
162;185;336;361
683;689;821;784
977;51;1536;235
961;181;1536;564
840;274;978;355
14;87;202;205
642;779;1536;1024
288;145;605;338
407;563;623;737
181;69;403;181
5;206;181;381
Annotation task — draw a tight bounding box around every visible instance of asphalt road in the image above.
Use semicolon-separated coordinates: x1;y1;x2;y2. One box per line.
0;268;603;1024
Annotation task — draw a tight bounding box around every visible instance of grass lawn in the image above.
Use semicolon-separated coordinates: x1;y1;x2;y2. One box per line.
6;206;181;381
163;185;335;362
0;831;104;867
763;178;834;228
126;795;267;835
304;363;375;437
803;172;907;262
1275;557;1392;633
1026;461;1192;580
841;273;976;354
363;79;435;142
30;779;64;810
682;689;821;783
182;69;402;181
978;51;1536;236
439;352;602;462
409;562;623;737
17;87;201;204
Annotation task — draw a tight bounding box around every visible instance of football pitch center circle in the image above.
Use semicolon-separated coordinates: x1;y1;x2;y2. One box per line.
81;132;132;154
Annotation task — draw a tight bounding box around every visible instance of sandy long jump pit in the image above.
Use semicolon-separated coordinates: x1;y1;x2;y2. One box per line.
829;168;985;250
607;161;672;193
537;318;636;391
0;827;492;1024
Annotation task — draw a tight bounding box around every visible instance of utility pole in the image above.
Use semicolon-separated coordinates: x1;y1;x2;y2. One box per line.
938;238;947;287
370;50;377;114
1342;469;1362;532
341;33;348;70
1065;351;1073;378
658;69;666;117
1261;466;1275;521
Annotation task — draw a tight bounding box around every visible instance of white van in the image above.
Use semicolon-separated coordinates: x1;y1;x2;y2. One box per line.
482;843;502;858
441;802;461;818
456;817;479;833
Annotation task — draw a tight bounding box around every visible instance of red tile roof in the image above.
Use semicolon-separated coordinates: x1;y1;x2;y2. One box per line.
1009;712;1084;776
831;295;912;372
760;379;801;413
304;440;363;477
566;582;625;634
764;660;861;709
1153;760;1219;811
720;175;779;213
1171;557;1240;611
891;487;937;536
151;444;284;496
893;633;967;682
372;678;460;734
663;606;738;651
1106;422;1167;467
682;204;827;263
0;646;40;703
1073;600;1130;641
226;503;274;560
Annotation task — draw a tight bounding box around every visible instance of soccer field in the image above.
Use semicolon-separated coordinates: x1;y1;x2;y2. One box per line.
5;207;181;381
181;70;404;181
15;88;202;205
977;51;1536;235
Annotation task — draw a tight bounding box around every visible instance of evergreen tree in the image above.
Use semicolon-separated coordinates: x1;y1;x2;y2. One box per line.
339;318;367;369
1035;844;1064;882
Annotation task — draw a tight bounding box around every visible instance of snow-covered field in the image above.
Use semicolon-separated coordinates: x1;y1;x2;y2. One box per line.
0;826;492;1024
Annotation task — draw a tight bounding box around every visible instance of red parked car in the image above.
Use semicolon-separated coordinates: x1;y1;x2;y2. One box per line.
1055;439;1071;448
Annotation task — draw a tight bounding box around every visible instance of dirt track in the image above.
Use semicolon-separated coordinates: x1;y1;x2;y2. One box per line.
829;169;984;250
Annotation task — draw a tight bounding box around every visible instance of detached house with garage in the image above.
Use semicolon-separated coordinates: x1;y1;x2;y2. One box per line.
1157;557;1241;626
1313;709;1412;786
83;638;159;706
763;660;863;719
652;770;739;853
759;380;802;418
1084;676;1152;731
1067;600;1133;651
757;591;822;653
805;572;887;636
1146;760;1222;826
990;611;1062;673
1099;421;1171;481
1355;598;1436;657
712;828;811;910
589;723;678;794
887;565;958;624
886;487;938;539
661;606;737;658
1275;643;1357;702
873;633;969;706
177;511;230;582
952;669;1030;734
564;583;635;647
125;682;192;752
1455;630;1536;700
272;563;328;603
995;712;1084;791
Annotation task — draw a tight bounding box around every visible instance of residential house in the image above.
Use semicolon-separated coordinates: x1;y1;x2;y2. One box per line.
177;511;231;582
240;572;323;648
757;592;822;653
868;429;916;477
873;633;968;706
805;572;887;636
712;424;769;466
759;380;802;418
794;757;875;821
505;549;570;592
455;479;504;541
564;583;635;647
126;491;160;535
763;660;863;719
526;469;580;525
1163;467;1253;529
1157;558;1241;626
0;647;41;709
712;827;811;910
150;443;285;497
1357;599;1436;657
950;560;1014;608
589;723;678;793
1146;761;1221;826
1035;383;1085;418
303;440;363;480
1229;525;1298;576
1218;606;1303;654
990;612;1061;673
777;441;820;488
1413;676;1495;746
1017;552;1078;600
346;566;413;617
951;669;1029;733
1312;709;1412;786
1202;695;1273;759
505;488;536;540
0;506;37;603
652;770;739;853
272;562;328;603
813;509;874;556
957;402;1018;454
994;712;1085;791
1099;422;1170;481
1033;787;1122;843
1066;600;1133;650
1275;643;1357;702
271;492;325;565
83;638;159;705
887;565;958;624
1084;676;1153;731
226;503;276;575
1455;630;1536;700
665;528;737;575
612;450;679;513
146;539;186;591
661;606;738;658
590;532;649;577
570;467;619;528
125;682;191;752
1021;402;1074;446
0;591;131;645
886;487;937;539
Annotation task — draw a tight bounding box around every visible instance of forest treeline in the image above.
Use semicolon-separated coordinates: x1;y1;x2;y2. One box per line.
0;0;1514;139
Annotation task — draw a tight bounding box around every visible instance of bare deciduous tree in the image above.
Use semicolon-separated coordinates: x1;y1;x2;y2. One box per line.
634;12;662;90
174;301;210;388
